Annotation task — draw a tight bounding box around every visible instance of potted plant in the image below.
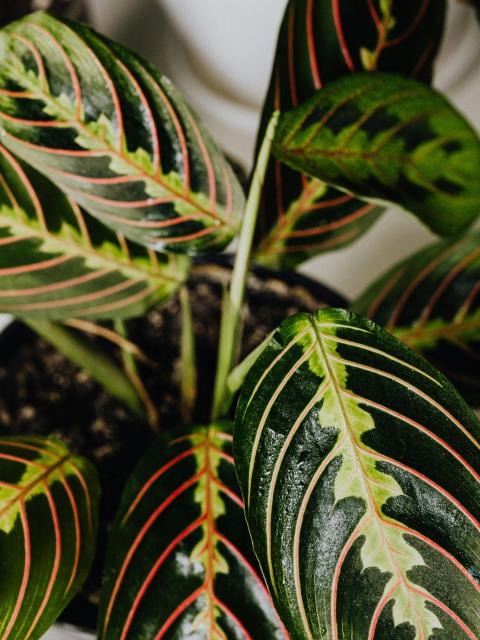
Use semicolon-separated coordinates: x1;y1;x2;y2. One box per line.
0;3;478;639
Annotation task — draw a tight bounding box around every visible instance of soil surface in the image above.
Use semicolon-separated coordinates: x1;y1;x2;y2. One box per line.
0;262;345;631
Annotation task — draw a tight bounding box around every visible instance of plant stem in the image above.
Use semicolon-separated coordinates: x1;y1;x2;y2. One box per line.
25;319;145;418
179;285;197;426
115;319;159;432
65;318;153;365
211;111;280;421
222;330;275;416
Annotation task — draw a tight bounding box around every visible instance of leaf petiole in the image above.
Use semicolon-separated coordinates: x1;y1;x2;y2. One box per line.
25;319;146;419
179;286;197;426
210;111;280;422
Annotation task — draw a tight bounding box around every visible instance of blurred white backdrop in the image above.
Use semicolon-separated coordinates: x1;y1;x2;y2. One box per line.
10;1;473;637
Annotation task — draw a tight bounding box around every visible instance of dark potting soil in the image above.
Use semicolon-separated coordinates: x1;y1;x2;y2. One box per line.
0;262;346;631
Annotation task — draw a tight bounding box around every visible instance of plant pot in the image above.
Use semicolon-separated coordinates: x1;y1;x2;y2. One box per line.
0;262;346;639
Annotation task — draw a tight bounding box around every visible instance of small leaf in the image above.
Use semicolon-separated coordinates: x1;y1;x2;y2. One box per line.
0;435;99;640
354;229;480;406
235;308;480;639
99;423;287;640
254;0;447;268
0;144;188;319
0;12;244;255
274;73;480;237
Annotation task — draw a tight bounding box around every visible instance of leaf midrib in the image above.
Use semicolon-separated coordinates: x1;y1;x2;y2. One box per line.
398;316;480;348
308;316;420;625
2;43;236;233
256;178;327;255
0;453;70;519
0;210;183;286
203;430;220;637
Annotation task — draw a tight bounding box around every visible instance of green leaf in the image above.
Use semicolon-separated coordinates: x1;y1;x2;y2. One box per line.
254;0;447;268
99;423;287;640
354;230;480;407
0;435;99;640
0;12;244;255
0;143;188;319
234;308;480;640
273;72;480;238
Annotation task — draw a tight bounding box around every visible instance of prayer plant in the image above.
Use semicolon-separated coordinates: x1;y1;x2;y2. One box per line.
0;3;478;640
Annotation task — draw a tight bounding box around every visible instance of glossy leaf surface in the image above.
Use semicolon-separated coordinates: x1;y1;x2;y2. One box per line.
274;73;480;237
0;12;244;254
354;230;480;406
0;143;188;319
0;435;99;640
254;0;446;268
235;308;480;640
99;423;286;640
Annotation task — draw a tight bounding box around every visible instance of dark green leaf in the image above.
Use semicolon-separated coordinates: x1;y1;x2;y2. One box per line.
0;435;99;640
254;0;447;268
99;423;287;640
0;143;188;319
235;308;480;640
0;12;244;255
354;230;480;406
274;72;480;237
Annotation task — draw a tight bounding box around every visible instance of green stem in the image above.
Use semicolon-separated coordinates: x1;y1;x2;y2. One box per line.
179;286;197;426
115;319;159;432
211;111;280;421
222;330;275;416
25;319;145;418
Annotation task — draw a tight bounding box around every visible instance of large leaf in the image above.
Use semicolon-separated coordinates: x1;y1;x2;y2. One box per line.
273;72;480;237
234;308;480;640
354;230;480;406
0;435;99;640
0;143;188;319
99;423;286;640
0;12;244;255
254;0;446;269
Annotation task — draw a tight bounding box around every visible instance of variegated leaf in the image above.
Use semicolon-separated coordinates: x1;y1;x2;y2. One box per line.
254;0;446;269
235;308;480;640
0;12;244;255
99;423;287;640
354;230;480;406
0;435;99;640
273;73;480;237
0;143;188;319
